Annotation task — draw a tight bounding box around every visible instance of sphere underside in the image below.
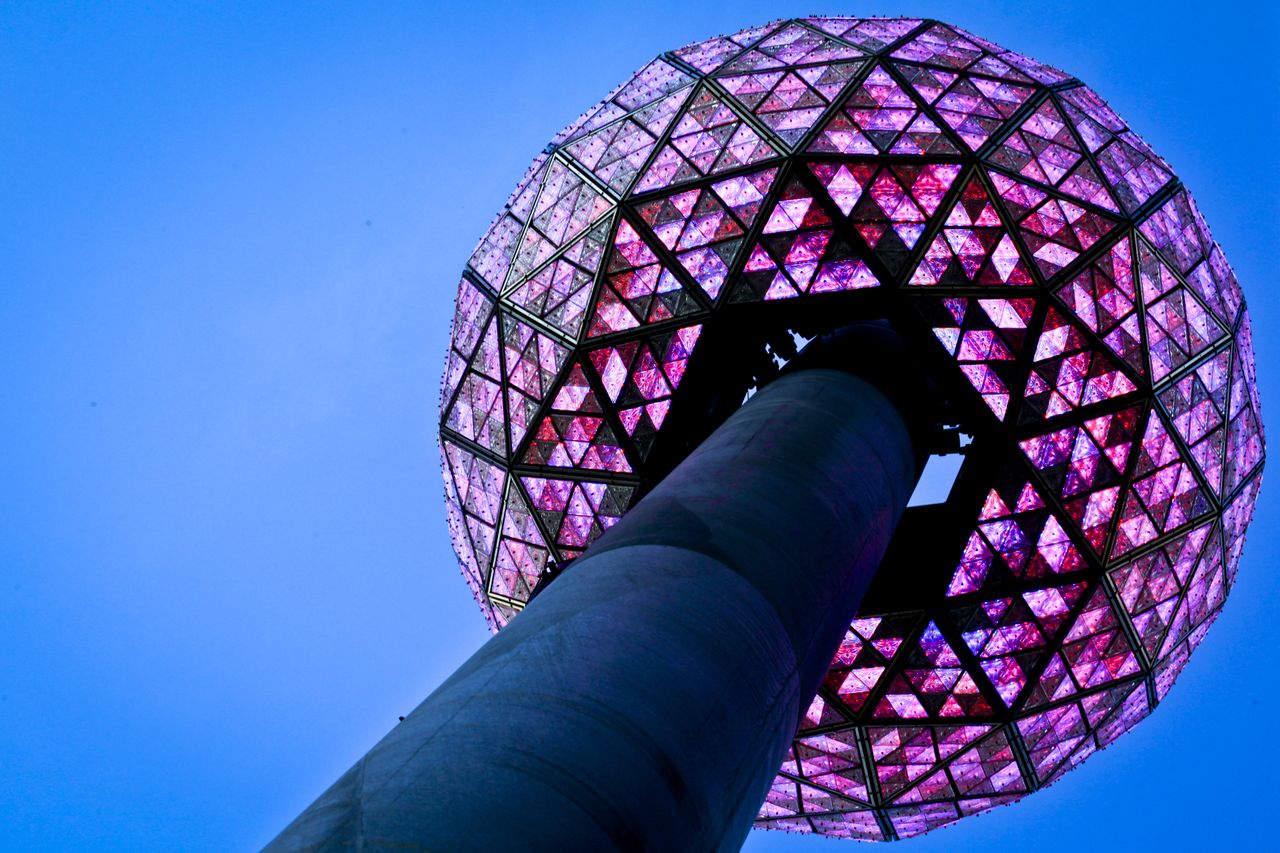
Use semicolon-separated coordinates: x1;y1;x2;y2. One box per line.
439;18;1265;841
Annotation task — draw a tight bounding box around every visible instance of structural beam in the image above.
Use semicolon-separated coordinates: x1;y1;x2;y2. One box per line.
267;368;917;852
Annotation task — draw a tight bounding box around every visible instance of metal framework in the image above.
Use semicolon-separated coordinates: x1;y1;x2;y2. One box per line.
439;17;1265;840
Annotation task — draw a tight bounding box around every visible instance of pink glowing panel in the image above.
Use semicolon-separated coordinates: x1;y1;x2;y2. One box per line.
440;17;1264;840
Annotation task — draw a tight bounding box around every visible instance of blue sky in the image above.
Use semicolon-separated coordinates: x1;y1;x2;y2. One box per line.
2;2;1276;850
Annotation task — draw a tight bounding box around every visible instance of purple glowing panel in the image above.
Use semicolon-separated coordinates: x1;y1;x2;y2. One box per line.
439;17;1264;841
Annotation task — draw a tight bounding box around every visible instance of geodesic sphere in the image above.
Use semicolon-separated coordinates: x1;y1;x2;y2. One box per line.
438;17;1265;841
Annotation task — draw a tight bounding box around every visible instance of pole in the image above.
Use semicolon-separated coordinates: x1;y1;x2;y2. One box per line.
267;367;917;852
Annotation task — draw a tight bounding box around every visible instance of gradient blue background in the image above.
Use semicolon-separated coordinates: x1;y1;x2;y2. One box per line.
3;2;1276;849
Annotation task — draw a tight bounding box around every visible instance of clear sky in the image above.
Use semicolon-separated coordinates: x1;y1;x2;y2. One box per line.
2;1;1276;850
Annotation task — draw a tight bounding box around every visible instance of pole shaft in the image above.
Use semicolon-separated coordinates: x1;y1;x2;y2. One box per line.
268;368;917;852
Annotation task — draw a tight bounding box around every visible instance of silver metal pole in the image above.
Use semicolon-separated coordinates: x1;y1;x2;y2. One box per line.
267;368;916;852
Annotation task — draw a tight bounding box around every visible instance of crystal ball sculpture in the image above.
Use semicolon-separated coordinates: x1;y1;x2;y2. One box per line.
439;18;1264;840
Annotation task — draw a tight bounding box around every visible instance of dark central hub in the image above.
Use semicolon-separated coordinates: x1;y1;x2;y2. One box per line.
534;291;979;605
